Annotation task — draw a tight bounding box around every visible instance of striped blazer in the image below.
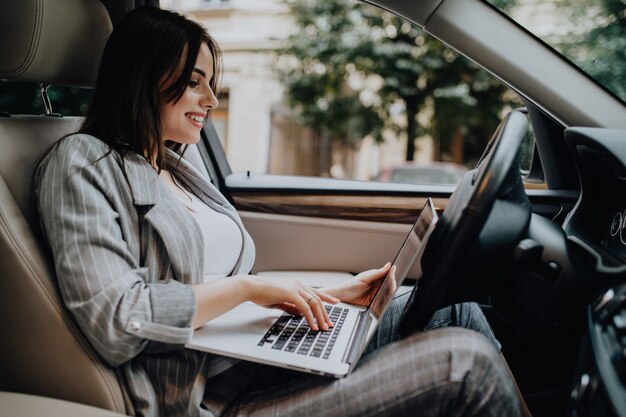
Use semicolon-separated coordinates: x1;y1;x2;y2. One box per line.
35;134;255;416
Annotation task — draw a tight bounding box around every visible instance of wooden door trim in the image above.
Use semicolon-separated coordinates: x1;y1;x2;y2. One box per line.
232;193;448;224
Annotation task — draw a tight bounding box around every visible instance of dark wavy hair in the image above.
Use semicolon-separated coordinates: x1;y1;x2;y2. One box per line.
80;6;222;169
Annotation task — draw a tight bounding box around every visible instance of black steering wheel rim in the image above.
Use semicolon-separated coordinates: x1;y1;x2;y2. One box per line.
399;109;530;335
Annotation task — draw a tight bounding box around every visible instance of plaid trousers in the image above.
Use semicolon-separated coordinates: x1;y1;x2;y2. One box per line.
211;291;521;417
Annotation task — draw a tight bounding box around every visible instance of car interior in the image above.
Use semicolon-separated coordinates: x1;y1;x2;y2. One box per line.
1;0;625;416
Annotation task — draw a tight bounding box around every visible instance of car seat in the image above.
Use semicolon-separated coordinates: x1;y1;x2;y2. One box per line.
0;0;127;413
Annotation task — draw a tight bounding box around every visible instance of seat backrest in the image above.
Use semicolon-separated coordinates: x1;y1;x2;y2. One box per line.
0;0;127;413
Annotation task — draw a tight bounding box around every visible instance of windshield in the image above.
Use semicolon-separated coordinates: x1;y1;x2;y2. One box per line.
487;0;626;104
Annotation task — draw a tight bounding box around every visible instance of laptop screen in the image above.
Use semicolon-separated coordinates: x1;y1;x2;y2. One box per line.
367;198;439;320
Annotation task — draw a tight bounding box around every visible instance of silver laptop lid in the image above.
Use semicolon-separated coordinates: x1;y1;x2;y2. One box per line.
368;197;438;319
348;198;439;363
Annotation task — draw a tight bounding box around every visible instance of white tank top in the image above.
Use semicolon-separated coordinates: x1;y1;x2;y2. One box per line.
158;169;243;282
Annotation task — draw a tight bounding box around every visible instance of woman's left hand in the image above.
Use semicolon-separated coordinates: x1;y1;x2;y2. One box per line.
323;262;391;307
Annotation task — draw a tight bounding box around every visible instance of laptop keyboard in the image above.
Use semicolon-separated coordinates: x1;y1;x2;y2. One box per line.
257;305;349;360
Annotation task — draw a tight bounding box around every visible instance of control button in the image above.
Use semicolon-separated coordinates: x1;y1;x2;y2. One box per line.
514;239;543;266
594;289;614;314
571;372;600;405
571;373;591;403
594;288;626;324
544;261;561;282
547;261;561;273
613;311;626;331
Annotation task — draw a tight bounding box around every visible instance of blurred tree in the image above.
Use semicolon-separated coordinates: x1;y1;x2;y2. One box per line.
277;0;519;168
555;0;626;102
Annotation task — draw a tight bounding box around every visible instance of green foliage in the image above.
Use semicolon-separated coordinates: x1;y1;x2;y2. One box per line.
487;0;625;102
277;0;518;163
277;0;386;144
555;0;626;102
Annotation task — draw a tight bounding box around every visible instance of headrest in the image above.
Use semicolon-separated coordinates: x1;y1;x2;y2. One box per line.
0;0;112;88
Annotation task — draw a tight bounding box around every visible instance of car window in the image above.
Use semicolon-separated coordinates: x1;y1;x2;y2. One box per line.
163;0;539;188
485;0;626;104
519;124;535;175
0;80;92;116
375;164;469;186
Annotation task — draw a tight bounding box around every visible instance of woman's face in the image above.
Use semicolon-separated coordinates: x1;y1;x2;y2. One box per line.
160;42;219;145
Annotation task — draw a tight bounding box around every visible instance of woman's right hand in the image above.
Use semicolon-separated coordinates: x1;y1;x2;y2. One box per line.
241;276;339;331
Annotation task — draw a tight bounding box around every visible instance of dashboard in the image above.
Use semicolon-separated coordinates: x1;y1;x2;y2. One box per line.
562;128;626;417
563;128;626;268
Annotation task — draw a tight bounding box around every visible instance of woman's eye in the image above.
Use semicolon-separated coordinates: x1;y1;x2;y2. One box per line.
188;80;200;88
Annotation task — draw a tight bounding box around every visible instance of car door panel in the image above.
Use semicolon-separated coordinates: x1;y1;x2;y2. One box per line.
228;174;449;278
233;183;578;282
241;210;415;276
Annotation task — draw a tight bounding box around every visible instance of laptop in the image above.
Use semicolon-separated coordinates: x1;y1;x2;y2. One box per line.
185;198;439;377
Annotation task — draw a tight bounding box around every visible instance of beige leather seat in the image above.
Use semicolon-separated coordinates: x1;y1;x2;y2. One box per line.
0;0;128;413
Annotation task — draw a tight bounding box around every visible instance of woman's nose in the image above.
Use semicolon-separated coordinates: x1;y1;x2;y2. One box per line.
203;88;219;110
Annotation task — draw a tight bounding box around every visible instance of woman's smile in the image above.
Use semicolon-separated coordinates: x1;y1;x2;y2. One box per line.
185;112;206;128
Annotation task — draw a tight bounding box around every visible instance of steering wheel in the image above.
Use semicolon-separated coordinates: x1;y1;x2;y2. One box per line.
399;109;531;334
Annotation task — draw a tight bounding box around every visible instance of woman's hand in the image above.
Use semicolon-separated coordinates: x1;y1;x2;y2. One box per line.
323;262;392;307
242;276;339;331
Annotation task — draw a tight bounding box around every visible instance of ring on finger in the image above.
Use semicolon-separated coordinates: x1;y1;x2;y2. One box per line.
304;293;313;303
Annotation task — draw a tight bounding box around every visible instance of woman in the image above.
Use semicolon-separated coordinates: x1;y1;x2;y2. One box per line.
35;7;523;417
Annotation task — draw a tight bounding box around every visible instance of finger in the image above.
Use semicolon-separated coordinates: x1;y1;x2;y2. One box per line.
312;288;335;327
310;291;332;329
303;291;329;331
389;266;398;292
292;295;318;331
314;288;340;304
359;262;392;284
